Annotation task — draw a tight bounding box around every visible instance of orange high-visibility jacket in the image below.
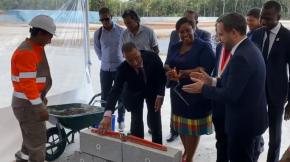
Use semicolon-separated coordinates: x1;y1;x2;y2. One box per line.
11;39;52;108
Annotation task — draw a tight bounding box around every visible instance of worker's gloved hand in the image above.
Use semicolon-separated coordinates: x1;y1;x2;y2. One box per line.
37;107;49;121
98;116;111;134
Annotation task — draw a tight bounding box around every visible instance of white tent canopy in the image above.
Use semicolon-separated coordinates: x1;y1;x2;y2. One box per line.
0;0;95;161
1;1;290;162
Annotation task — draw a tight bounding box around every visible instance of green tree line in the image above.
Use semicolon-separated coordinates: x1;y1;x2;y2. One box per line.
90;0;290;18
0;0;289;18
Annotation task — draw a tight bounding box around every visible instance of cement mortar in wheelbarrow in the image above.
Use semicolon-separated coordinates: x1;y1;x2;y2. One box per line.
48;104;104;130
45;94;105;161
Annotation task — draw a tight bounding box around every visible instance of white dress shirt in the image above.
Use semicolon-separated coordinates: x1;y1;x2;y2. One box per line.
212;37;247;86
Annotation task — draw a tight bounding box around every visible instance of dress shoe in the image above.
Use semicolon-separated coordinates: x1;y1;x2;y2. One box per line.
15;152;28;162
16;159;28;162
118;122;125;132
166;133;178;142
148;129;152;135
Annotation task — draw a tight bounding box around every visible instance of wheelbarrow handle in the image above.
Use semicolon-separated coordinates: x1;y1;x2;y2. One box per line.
88;93;102;105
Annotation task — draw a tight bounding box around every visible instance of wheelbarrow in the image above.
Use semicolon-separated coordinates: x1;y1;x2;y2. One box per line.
45;93;105;161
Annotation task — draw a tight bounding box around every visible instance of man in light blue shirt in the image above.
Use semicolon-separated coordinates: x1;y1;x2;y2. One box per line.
93;7;125;131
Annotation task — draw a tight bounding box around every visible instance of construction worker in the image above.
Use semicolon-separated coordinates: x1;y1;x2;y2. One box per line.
11;15;56;162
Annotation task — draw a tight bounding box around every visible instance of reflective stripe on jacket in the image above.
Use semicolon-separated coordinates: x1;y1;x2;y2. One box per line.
11;38;52;108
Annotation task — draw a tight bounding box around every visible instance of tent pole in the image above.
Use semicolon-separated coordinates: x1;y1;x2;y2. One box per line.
82;0;91;74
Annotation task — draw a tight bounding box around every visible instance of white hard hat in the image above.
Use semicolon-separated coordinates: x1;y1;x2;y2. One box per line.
29;15;56;35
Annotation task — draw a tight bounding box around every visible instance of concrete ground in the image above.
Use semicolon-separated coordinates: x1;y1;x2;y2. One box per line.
0;24;289;162
51;48;290;162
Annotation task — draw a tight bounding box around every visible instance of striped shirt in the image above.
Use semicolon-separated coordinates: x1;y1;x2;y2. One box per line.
120;25;158;52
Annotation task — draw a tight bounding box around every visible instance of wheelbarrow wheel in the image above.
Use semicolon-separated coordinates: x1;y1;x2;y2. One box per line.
45;127;66;161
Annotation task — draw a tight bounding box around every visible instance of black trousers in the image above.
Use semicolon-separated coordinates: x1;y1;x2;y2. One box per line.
213;116;228;162
228;134;261;162
169;112;179;135
100;70;125;123
169;91;178;135
213;116;262;162
130;96;162;144
267;105;284;162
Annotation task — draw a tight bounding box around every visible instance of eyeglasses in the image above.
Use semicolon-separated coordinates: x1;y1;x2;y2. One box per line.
99;18;110;22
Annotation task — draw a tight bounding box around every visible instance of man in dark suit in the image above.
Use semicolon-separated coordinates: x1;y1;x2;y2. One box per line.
182;13;268;162
187;10;211;43
211;42;230;162
212;35;263;162
251;1;290;162
246;7;261;39
98;42;166;144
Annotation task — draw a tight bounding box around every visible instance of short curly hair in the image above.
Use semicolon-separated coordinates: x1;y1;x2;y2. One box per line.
175;17;196;31
216;12;247;35
263;1;281;14
247;8;261;19
99;7;111;16
122;9;140;23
